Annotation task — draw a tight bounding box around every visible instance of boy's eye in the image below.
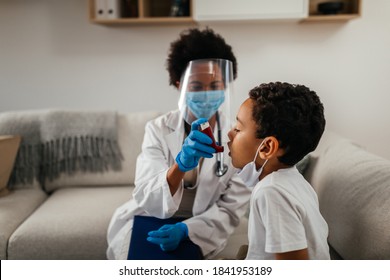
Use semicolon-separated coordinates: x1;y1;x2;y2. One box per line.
234;128;240;133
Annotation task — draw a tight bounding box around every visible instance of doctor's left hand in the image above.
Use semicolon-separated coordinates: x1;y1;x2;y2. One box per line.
147;222;188;251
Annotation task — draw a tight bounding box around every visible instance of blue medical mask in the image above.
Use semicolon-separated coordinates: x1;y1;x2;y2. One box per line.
186;90;225;120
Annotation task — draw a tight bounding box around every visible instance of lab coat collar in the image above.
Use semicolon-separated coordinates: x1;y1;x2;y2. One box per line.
165;109;182;131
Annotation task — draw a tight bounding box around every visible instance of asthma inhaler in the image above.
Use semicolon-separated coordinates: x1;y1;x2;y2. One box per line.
199;121;224;153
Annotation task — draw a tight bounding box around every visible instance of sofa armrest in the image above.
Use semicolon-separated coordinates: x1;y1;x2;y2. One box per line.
305;130;390;259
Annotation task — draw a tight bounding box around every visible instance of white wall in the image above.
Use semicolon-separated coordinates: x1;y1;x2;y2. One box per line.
1;0;390;159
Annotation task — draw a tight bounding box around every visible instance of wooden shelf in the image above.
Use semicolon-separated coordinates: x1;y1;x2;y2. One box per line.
303;14;360;22
89;0;362;25
89;0;194;25
302;0;361;22
90;17;194;25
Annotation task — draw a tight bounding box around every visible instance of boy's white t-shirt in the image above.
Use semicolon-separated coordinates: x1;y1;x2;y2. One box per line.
246;166;330;260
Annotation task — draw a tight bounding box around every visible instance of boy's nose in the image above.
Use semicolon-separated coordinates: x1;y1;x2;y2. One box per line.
227;129;233;140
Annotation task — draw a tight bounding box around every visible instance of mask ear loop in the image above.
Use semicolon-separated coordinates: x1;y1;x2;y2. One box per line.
254;138;267;161
254;138;269;171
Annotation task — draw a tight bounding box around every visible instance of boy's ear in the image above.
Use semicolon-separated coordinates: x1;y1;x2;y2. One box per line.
175;81;180;89
259;136;280;159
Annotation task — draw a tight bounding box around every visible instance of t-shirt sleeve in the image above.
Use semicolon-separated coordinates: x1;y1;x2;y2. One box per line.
256;186;308;253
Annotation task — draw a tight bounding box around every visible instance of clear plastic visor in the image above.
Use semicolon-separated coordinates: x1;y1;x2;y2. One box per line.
177;59;233;132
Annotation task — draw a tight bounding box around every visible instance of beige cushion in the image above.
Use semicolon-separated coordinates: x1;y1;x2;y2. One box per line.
306;131;390;259
0;188;47;260
0;135;21;197
7;186;133;260
44;111;161;193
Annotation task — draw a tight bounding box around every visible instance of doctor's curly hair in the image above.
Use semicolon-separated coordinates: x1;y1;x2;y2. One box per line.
166;27;237;87
249;82;326;166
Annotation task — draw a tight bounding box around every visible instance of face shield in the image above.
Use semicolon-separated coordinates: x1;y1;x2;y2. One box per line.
177;59;234;177
178;59;233;128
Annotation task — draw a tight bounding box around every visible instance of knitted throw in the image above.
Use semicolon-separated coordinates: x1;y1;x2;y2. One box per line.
0;110;123;187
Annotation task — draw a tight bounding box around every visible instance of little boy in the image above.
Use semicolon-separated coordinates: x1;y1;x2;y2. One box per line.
227;82;330;260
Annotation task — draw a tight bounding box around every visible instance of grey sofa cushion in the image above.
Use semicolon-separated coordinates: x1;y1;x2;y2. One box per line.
306;132;390;259
7;186;133;259
0;189;47;260
44;111;161;193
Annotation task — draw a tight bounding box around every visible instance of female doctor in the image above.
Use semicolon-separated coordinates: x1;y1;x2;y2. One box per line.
106;28;251;260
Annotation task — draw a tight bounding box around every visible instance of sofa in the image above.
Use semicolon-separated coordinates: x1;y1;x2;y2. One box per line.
1;110;390;260
0;110;162;260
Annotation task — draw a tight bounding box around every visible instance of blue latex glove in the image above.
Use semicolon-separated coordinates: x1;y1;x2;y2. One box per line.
147;222;188;251
176;118;215;172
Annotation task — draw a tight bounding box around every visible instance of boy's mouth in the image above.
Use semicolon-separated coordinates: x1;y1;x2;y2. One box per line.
227;142;231;157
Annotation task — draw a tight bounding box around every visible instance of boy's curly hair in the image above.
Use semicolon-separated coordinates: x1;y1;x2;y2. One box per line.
166;27;237;87
249;82;326;166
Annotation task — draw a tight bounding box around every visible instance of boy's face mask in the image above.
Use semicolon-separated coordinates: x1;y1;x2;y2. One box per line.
237;138;269;188
185;90;225;120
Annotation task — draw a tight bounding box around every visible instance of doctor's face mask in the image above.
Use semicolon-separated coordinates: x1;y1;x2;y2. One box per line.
186;90;225;120
178;59;233;126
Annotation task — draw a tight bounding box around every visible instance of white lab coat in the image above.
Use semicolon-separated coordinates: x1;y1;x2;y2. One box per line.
107;110;251;259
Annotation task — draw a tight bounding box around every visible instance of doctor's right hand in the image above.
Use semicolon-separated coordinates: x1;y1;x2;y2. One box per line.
176;118;215;172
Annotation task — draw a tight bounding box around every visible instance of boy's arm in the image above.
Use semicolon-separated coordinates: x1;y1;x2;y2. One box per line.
275;248;309;260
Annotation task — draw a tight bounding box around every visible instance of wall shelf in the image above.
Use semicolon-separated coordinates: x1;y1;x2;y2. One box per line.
89;0;361;25
89;0;194;25
302;0;361;22
90;17;194;25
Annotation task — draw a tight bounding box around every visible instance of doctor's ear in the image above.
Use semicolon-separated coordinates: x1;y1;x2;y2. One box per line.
259;137;280;159
175;81;180;89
